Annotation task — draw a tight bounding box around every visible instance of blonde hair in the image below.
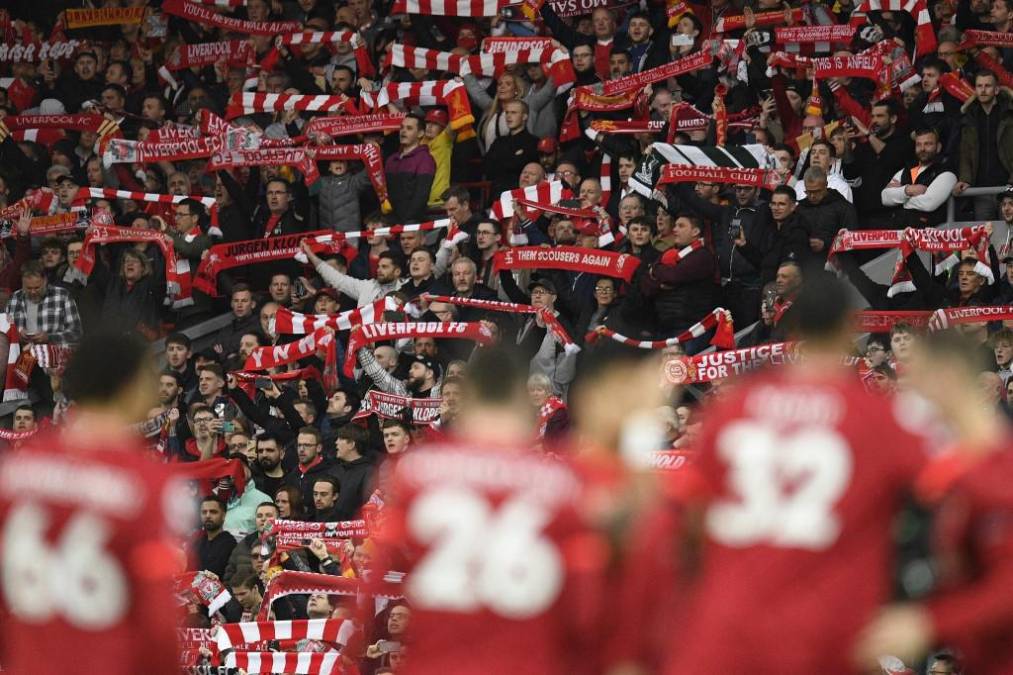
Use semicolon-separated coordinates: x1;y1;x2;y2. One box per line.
479;72;529;145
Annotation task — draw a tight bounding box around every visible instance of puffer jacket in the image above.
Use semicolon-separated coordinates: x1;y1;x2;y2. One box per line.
640;246;719;333
317;170;372;232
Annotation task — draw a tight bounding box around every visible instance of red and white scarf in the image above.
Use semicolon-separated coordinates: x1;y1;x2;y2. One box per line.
344;321;494;376
850;0;936;56
76;187;216;209
269;30;375;77
359;80;475;133
601;51;712;96
388;44;575;93
243;327;335;371
650;450;694;471
209;146;320;185
311;144;391;212
224;92;357;120
657;165;782;191
853;306;1013;332
664;341;798;384
768;51;886;82
587;308;735;349
294;219;450;262
0;314;25;402
417;293;580;353
776;24;856;49
273;297;397;334
537;395;566;438
268;518;371;553
351;389;443;426
102;136;219;167
217;618;353;652
960;29;1013;48
591;119;666;135
827;226;991;297
493;246;642;282
0;41;80;64
392;0;508;15
305;113;404;141
73;224;190;304
258;571;403;620
658;238;705;268
161;0;301;34
559;87;641;142
193;231;351;296
171;457;249;499
489;180;571;236
221;650;340;674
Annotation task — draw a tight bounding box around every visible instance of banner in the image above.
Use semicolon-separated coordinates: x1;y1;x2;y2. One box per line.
0;41;80;63
161;0;301;35
664;342;801;384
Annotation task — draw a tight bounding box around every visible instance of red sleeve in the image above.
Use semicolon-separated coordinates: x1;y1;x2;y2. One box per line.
0;236;31;293
771;74;801;138
113;164;145;192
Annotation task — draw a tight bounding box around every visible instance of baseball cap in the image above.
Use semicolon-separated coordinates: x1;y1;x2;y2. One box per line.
537;137;558;154
528;277;557;295
998;185;1013;205
424;108;448;128
411;354;442;377
313;288;339;303
55;173;78;186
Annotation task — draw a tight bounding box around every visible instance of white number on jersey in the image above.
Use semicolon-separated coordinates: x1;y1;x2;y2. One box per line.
406;486;564;619
706;421;853;550
1;503;128;629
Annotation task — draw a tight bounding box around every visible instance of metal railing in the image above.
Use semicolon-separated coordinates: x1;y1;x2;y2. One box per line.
944;185;1011;227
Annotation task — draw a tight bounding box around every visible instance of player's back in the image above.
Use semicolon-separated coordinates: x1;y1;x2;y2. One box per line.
668;369;927;675
386;443;603;675
0;433;181;675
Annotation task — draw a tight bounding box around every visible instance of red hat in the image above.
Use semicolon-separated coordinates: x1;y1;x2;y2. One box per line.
425;108;448;127
537;137;558;153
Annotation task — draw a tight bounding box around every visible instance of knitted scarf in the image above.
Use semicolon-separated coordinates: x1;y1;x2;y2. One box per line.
849;0;937;56
601;51;712;96
493;246;642;282
351;389;443;426
65;7;144;27
657;165;782;191
305;113;405;141
258;571;403;620
588;307;735;349
243;327;336;371
664;341;798;384
359;80;475;134
537;396;566;438
344;321;494;376
310;144;391;212
273;297;397;335
392;0;510;14
73;224;189;303
161;0;301;34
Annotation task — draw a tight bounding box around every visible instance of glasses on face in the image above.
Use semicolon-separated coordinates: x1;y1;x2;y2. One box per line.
530;289;549;297
595;286;614;293
194;416;214;424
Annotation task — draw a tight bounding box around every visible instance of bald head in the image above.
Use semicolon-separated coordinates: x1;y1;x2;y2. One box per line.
519;162;546;187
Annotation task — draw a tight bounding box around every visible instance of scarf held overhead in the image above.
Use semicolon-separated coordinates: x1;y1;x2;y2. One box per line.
493;246;641;282
351;390;444;425
345;321;494;376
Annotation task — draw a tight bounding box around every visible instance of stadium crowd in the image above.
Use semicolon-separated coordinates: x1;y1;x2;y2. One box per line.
0;0;1012;671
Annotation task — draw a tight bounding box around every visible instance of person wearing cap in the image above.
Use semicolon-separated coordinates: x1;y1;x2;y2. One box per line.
422;108;454;209
357;346;443;399
537;137;559;175
515;277;578;398
53;173;81;214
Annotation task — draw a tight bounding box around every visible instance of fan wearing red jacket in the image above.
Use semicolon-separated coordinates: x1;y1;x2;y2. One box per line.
664;274;931;675
0;333;185;675
855;330;1013;673
376;346;611;675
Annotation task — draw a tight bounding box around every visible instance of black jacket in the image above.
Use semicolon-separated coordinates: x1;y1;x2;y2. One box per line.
334;455;376;520
639;246;719;334
284;458;339;519
795;190;858;256
737;212;810;286
484;130;540;197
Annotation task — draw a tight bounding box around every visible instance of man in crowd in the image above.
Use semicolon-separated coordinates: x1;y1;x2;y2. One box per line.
386;114;436;223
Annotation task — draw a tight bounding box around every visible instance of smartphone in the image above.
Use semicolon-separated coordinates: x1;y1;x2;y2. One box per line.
294;279;307;298
254;376;273;390
376;640;402;655
222;421;235;434
671;34;694;47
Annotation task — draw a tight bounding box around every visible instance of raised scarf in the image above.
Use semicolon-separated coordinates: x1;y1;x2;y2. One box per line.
224;92;357;120
65;7;144;27
344;321;494;376
849;0;937;57
657;165;782;191
664;341;799;384
273;297;397;334
392;0;509;14
537;396;566;438
310;144;391;213
351;389;443;426
74;224;189;303
258;570;403;620
305;113;405;141
587;308;735;349
493;246;642;282
243;327;335;371
359;80;475;134
163;40;253;72
601;51;712;96
161;0;301;34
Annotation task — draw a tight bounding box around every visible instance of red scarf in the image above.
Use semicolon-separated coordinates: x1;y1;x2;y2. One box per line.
538;396;566;438
217;618;356;652
163;40;253;72
657;165;782;191
665;342;799;384
344;321;494;376
591;119;666;135
853;306;1013;332
417;294;580;353
258;571;403;620
393;0;509;14
208;146;319;185
351;390;443;426
192;231;351;297
961;29;1013;48
305;113;405;141
715;6;804;31
171;456;247;496
489;180;571;226
311;144;391;213
602;51;712;96
560;87;640;142
849;0;937;56
359;80;476;135
587;308;735;349
776;24;856;46
493;246;641;282
659;239;705;267
161;0;301;34
103;137;217;165
297;454;324;476
224;92;357;120
270;30;375;77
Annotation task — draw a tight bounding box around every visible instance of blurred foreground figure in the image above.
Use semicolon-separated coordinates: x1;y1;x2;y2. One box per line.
379;346;611;675
856;330;1013;674
665;274;931;675
0;333;182;675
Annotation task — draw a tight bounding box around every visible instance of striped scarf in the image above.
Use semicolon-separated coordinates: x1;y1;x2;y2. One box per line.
849;0;936;56
294;219;450;263
388;44;575;93
392;0;510;15
344;321;495;375
0;314;25;402
629;142;775;198
587;308;735;349
161;0;301;35
225;92;358;120
359;80;475;134
489;180;571;241
258;570;404;620
268;30;375;77
273;297;397;335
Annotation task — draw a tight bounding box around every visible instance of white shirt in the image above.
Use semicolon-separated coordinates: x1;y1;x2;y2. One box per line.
796;171;853;203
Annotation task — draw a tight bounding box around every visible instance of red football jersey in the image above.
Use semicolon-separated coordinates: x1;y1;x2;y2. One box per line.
926;447;1013;674
0;432;185;675
666;369;929;675
380;442;608;675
